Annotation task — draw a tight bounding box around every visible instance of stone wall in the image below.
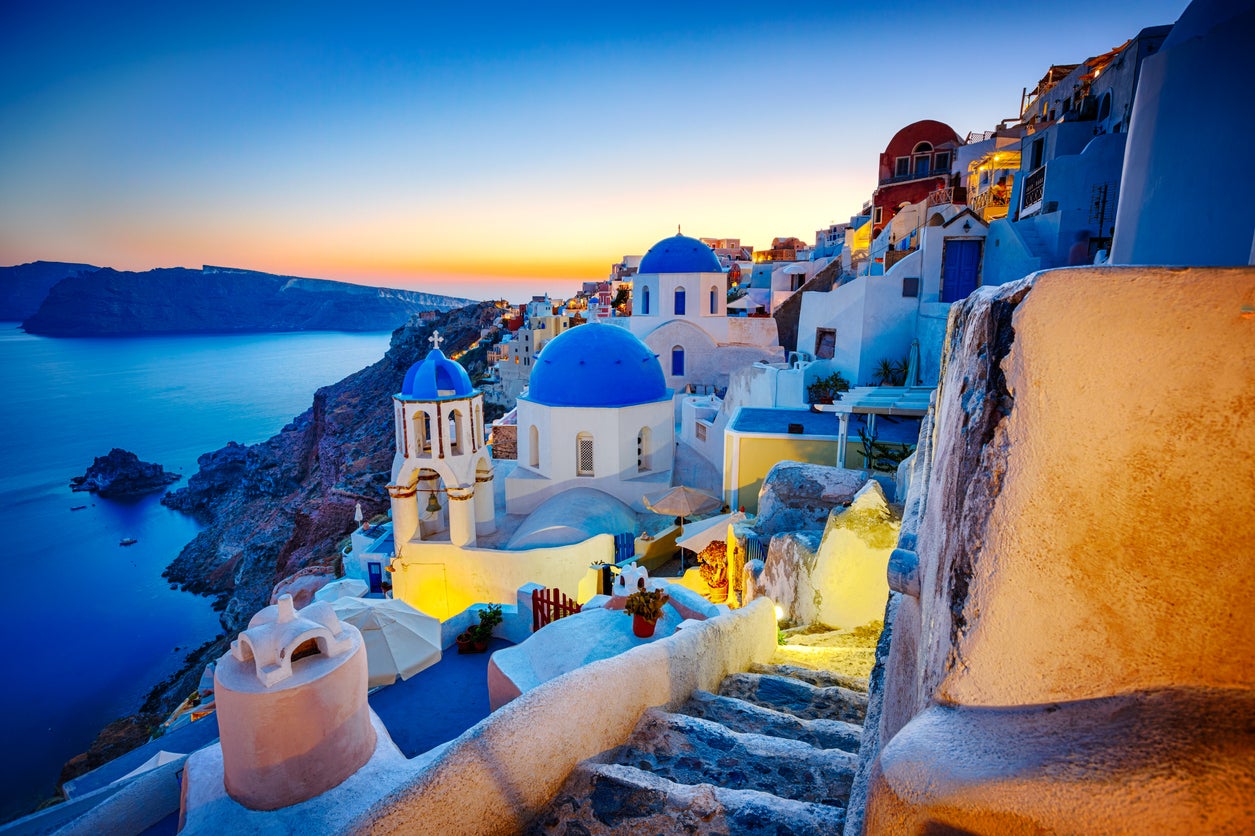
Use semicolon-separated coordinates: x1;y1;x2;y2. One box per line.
849;265;1255;834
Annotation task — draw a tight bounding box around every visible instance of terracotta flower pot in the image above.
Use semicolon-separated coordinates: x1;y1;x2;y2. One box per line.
632;613;657;638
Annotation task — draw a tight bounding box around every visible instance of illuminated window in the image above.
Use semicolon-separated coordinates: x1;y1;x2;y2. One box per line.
576;432;594;477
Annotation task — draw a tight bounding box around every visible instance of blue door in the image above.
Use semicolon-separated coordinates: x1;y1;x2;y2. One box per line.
368;562;383;594
941;239;981;302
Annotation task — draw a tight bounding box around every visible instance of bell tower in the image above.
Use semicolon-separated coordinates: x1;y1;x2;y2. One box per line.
388;331;495;549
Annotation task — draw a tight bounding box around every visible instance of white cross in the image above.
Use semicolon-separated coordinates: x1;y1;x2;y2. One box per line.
429;330;443;351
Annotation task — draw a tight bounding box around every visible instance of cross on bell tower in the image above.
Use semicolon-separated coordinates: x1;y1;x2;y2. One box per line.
429;330;444;351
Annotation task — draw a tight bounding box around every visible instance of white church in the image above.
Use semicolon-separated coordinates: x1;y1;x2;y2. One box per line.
374;326;679;620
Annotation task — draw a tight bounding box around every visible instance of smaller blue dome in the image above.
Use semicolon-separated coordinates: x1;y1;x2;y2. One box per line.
638;234;723;274
400;349;474;400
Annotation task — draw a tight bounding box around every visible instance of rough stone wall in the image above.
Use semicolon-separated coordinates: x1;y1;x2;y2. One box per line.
490;423;517;460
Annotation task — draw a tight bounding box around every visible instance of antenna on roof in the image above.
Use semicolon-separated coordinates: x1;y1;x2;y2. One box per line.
677;224;682;235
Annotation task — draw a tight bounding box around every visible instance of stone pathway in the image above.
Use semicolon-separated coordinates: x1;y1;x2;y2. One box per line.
529;635;872;835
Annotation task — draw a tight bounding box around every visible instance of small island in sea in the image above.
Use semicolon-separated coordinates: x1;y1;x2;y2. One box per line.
70;448;181;497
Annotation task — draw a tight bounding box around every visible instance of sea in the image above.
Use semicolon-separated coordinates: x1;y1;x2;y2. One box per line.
0;324;394;823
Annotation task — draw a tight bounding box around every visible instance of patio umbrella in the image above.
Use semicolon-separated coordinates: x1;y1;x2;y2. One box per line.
904;339;921;388
643;486;723;519
314;577;369;603
331;597;442;688
676;511;748;554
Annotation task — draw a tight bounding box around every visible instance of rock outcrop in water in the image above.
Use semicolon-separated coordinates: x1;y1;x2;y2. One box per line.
70;448;181;497
21;265;476;336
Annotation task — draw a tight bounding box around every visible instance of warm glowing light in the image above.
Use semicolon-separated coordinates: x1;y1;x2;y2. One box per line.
774;605;784;622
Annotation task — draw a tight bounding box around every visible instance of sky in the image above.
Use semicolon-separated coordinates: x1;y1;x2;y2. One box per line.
0;0;1189;301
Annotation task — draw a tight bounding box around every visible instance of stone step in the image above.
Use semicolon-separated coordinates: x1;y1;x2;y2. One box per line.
680;689;863;752
718;673;868;725
749;662;870;693
527;761;847;835
606;708;856;806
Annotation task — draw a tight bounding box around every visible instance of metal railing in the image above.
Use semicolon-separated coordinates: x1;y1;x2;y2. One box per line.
1021;165;1046;212
880;168;951;186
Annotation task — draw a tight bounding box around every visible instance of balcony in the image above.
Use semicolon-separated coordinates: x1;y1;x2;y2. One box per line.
970;186;1012;221
879;167;951;187
1021;165;1046;216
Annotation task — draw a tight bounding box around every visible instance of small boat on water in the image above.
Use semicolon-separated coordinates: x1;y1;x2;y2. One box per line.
119;538;138;546
70;505;87;511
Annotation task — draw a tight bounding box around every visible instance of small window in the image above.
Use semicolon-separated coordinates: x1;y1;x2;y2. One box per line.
449;410;463;455
912;141;933;154
814;328;836;359
671;346;685;377
674;287;686;316
895;156;910;177
642;286;650;315
637;427;651;472
933;152;950;172
902;276;920;298
576;432;594;477
528;425;539;468
709;286;717;314
873;207;883;224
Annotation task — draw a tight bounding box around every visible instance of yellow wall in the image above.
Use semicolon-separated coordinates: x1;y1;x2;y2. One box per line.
391;535;613;621
725;435;842;514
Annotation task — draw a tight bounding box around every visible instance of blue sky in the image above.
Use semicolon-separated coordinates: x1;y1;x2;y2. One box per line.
0;0;1189;300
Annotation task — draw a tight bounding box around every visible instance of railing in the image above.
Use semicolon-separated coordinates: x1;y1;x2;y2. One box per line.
926;187;954;206
885;247;918;269
970;187;1011;213
1021;165;1046;214
532;587;582;631
880;167;951;186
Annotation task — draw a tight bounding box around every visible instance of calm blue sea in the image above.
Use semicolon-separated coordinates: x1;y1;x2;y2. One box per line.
0;324;392;823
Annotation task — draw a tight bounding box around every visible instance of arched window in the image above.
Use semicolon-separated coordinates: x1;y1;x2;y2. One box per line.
449;409;463;455
709;286;717;314
671;346;685;377
528;425;539;469
641;286;650;315
1098;91;1112;123
637;427;652;472
674;286;686;316
576;432;594;477
413;411;432;457
912;141;933;154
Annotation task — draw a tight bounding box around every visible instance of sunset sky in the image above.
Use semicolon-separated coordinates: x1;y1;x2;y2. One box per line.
1;1;1186;301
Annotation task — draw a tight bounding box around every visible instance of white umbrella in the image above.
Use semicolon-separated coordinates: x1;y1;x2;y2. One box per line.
331;597;442;688
676;511;748;553
314;577;369;603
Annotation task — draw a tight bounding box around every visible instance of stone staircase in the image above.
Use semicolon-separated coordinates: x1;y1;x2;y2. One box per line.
529;651;869;835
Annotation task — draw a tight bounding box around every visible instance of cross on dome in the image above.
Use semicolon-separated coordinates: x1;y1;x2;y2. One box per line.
428;330;444;351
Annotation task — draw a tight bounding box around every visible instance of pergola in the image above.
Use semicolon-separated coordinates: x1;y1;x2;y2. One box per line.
812;386;934;467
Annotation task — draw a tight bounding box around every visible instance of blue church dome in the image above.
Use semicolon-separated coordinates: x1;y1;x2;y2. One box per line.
638;234;723;274
526;323;668;408
400;349;474;400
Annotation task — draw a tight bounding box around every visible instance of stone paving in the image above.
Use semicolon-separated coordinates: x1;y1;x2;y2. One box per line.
529;628;877;835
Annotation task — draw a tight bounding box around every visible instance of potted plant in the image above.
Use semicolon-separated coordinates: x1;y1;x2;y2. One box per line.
807;371;851;404
624;584;669;638
696;541;729;604
457;603;503;654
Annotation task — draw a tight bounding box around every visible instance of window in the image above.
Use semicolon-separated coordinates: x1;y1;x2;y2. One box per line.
641;286;650;315
933;152;950;172
814;328;836;359
671;346;685;377
709;286;717;314
902;276;920;298
873;206;883;224
528;425;539;468
413;412;432;456
637;427;651;472
914;155;930;177
576;432;594;477
674;287;686;316
912;141;933;154
1029;137;1045;170
449;409;463;455
895;156;910;177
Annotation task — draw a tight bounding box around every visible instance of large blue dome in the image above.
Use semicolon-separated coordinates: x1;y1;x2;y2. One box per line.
400;349;474;399
638;234;723;274
526;323;668;408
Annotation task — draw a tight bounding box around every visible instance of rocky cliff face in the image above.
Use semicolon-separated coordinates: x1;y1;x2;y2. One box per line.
144;302;500;711
22;265;477;335
0;260;98;320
